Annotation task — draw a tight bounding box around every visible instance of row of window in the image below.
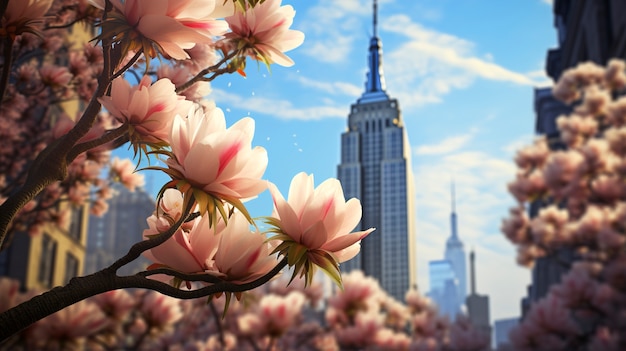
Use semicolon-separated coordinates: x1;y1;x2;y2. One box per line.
38;233;79;288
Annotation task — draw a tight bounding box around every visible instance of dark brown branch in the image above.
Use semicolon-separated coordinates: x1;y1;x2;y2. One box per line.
0;257;288;342
0;37;14;105
68;124;129;161
175;50;238;93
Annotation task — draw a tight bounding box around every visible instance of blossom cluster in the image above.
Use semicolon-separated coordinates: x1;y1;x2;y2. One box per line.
502;60;626;349
0;271;490;351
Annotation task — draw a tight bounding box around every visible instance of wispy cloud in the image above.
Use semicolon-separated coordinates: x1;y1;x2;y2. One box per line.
293;75;362;97
414;130;476;155
380;15;546;108
211;89;347;120
413;149;526;321
541;0;553;5
298;0;372;63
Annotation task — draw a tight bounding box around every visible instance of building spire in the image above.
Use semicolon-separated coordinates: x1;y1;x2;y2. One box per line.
451;180;456;214
450;180;459;241
373;0;378;37
470;248;476;295
358;0;388;103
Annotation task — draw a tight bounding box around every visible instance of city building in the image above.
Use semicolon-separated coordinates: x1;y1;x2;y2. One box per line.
493;317;518;351
85;184;155;276
0;24;97;290
0;206;88;290
428;184;467;318
428;259;461;318
337;0;416;301
465;249;491;343
526;0;626;308
445;183;466;309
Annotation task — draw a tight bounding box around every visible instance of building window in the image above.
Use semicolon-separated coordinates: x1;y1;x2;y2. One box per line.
38;233;57;288
68;207;83;242
64;253;79;284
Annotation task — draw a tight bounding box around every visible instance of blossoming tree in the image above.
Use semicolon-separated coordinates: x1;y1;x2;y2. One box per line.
0;0;379;342
502;60;626;350
0;270;490;350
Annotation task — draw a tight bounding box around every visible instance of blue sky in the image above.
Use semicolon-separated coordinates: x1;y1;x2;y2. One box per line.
117;0;558;323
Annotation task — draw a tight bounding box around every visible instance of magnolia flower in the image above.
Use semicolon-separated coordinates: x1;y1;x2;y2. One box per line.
98;76;193;146
267;173;374;287
139;291;183;330
239;292;306;337
95;0;229;60
143;211;220;275
1;0;53;38
225;0;305;67
213;211;276;284
30;299;109;348
161;105;267;220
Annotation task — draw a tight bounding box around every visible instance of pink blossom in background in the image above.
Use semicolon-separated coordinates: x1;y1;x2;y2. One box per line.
139;291;183;330
374;328;411;350
259;292;306;336
225;0;305;67
38;63;73;88
30;299;109;350
166;106;268;200
0;277;19;313
91;290;136;322
98;76;193;145
333;311;382;348
327;270;382;321
110;156;145;192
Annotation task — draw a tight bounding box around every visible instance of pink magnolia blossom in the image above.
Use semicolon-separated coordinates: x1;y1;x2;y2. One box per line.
213;210;277;284
97;0;229;60
39;63;73;88
165;105;268;201
333;311;382;348
139;291;183;330
1;0;53;38
99;76;193;145
239;292;305;338
30;299;109;349
225;0;305;67
110;157;145;192
268;173;374;285
143;211;220;275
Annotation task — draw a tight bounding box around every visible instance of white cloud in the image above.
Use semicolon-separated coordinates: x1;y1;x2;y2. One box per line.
378;15;546;109
413;149;527;322
414;130;476;155
211;89;347;120
298;0;371;63
294;75;362;97
541;0;553;5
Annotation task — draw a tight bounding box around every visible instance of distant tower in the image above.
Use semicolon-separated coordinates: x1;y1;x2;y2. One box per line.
85;184;154;276
444;182;467;308
337;0;416;302
465;249;492;341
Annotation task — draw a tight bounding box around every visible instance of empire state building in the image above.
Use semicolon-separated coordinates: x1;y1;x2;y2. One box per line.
337;0;416;301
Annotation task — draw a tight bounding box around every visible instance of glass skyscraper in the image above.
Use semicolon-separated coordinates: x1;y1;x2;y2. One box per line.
428;183;467;318
337;0;416;302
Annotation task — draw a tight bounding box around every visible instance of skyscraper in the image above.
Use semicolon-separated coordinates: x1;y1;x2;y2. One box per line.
337;0;416;302
427;183;467;318
445;183;467;307
85;184;154;276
